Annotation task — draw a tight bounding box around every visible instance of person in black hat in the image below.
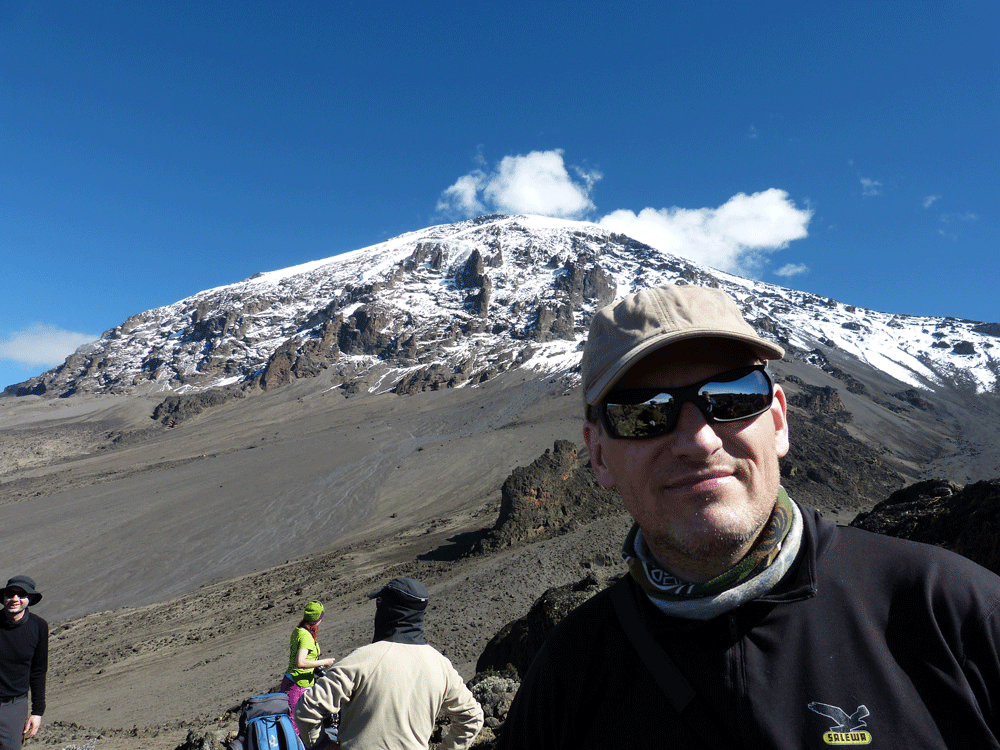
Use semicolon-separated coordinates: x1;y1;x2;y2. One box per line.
295;577;483;750
0;576;48;749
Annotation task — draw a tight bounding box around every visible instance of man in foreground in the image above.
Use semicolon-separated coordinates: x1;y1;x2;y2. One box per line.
0;576;48;750
500;284;1000;748
295;577;482;750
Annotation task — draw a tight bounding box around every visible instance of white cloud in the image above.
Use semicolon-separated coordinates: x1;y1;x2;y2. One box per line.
437;172;487;217
923;194;941;209
438;151;812;277
861;178;883;197
775;263;809;277
437;150;600;219
598;189;812;276
0;323;98;367
940;211;979;224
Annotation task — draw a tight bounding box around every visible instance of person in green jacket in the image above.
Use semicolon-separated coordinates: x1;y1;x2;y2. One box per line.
280;601;336;736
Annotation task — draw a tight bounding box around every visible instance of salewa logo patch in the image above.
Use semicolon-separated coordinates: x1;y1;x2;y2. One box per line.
808;702;872;745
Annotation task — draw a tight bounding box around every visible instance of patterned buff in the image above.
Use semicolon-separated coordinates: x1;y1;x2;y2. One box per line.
623;488;802;619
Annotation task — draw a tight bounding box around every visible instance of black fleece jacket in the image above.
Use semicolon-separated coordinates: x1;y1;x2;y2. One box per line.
0;611;48;716
500;505;1000;749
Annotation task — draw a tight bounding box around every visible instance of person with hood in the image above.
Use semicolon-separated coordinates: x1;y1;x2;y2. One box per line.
0;576;48;750
280;601;337;736
294;577;483;750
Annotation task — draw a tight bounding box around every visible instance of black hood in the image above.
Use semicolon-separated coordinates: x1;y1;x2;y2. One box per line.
369;577;429;645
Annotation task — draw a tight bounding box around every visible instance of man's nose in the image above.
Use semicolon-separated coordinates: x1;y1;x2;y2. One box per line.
669;401;724;456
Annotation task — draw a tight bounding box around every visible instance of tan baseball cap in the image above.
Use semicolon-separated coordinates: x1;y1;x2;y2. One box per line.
582;284;784;409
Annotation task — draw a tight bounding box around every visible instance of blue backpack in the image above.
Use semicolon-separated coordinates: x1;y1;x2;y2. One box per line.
246;712;302;750
229;693;304;750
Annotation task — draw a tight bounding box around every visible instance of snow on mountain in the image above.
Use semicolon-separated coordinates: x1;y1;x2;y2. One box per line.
7;214;999;400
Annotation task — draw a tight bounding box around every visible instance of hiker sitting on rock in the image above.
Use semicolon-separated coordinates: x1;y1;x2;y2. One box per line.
280;601;336;736
295;577;483;750
500;284;1000;748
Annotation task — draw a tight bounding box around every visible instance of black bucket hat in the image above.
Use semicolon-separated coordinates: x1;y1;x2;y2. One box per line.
4;575;42;605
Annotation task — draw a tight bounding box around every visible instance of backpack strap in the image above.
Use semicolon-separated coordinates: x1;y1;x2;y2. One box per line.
609;577;696;713
610;576;734;747
275;714;305;750
246;715;305;750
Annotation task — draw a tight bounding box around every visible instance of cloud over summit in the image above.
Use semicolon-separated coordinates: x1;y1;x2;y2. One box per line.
599;189;812;277
438;149;600;220
438;150;812;278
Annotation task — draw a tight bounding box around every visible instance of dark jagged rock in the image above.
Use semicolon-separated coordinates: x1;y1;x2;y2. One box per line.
259;340;298;390
973;323;1000;337
455;249;487;289
850;478;1000;573
338;305;396;357
432;670;521;747
3;378;46;397
530;302;575;342
554;256;615;309
393;364;455;395
174;729;222;750
474;440;621;554
893;388;933;410
152;387;247;427
786;383;849;420
476;573;616;678
468;274;492;317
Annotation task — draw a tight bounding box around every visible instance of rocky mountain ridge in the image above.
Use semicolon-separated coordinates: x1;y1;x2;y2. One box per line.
7;215;999;405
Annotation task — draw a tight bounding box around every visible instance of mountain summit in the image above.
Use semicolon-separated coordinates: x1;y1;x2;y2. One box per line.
8;214;999;401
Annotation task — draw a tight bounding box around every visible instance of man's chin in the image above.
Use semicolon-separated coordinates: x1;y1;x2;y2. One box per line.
645;523;758;566
656;510;770;561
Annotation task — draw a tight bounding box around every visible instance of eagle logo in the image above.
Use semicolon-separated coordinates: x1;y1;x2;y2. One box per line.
808;702;870;732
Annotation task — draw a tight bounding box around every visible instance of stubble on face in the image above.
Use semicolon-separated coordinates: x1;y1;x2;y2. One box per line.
637;485;774;569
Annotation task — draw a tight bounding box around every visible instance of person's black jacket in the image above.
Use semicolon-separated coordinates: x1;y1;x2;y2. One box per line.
500;505;1000;749
0;611;49;716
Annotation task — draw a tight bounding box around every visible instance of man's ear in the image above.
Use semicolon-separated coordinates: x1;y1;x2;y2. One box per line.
583;420;618;489
771;385;790;459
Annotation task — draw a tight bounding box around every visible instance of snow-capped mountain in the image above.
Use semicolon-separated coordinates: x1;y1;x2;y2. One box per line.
7;214;999;399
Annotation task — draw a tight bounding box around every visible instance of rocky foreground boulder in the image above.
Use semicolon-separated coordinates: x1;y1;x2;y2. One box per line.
851;478;1000;573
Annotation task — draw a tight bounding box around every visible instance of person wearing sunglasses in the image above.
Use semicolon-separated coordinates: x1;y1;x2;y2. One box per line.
0;576;48;750
500;284;1000;749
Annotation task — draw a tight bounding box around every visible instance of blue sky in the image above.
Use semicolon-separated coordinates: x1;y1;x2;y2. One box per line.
1;1;996;391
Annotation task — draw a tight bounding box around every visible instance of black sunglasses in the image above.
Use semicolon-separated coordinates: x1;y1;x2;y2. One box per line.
2;589;27;600
597;365;774;440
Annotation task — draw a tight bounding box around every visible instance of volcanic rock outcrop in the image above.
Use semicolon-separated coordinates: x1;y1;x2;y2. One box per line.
474;440;620;554
851;478;1000;573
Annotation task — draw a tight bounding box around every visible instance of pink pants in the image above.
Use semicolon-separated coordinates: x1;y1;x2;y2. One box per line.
279;675;309;736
